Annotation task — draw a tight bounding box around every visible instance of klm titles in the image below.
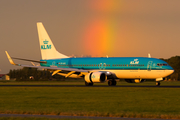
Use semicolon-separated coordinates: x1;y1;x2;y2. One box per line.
41;45;51;49
41;39;51;49
130;59;139;64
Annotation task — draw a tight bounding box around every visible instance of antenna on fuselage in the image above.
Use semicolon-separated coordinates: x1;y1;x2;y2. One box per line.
148;53;151;58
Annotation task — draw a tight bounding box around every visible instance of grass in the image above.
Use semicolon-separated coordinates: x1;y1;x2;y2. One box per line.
0;117;106;120
0;81;180;119
0;117;113;120
0;117;71;120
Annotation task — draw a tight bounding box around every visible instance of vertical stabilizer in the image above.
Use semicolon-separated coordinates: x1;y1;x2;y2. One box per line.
37;22;69;60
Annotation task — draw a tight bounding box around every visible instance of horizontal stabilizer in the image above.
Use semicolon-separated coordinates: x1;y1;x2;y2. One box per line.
11;57;47;63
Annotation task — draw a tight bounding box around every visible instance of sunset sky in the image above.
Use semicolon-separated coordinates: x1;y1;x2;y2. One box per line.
1;0;180;73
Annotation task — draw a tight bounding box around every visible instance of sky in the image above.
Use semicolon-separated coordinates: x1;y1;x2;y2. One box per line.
1;0;180;74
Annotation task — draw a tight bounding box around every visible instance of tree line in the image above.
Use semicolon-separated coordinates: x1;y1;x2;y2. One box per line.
8;67;64;81
8;56;180;81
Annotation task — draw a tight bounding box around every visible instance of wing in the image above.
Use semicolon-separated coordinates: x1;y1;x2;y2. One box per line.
20;64;89;73
5;51;117;79
5;51;89;77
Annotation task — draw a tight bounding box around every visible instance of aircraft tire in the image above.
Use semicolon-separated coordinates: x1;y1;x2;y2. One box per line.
112;80;117;86
89;82;93;86
85;81;89;86
156;82;160;86
108;80;116;86
108;81;112;86
85;82;93;86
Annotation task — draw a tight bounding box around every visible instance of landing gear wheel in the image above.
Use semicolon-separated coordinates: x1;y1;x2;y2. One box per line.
156;82;160;86
108;80;117;86
113;80;117;86
89;83;93;86
108;81;112;86
85;82;93;86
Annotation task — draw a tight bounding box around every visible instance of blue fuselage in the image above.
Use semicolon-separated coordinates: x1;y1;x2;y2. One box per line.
40;57;173;71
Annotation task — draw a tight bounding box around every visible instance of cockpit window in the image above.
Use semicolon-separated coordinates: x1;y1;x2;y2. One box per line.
157;63;168;66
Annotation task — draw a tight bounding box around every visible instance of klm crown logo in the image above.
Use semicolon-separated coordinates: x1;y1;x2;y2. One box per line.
43;39;49;44
41;39;51;50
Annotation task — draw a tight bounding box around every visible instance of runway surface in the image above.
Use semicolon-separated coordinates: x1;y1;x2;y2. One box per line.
0;85;180;88
0;114;179;120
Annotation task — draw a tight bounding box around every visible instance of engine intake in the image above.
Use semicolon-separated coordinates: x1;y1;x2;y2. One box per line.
85;72;107;83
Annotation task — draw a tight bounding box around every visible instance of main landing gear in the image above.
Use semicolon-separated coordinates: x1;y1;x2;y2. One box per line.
156;82;161;86
108;80;117;86
85;81;93;86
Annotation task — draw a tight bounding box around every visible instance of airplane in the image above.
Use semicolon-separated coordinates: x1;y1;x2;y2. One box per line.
5;22;174;86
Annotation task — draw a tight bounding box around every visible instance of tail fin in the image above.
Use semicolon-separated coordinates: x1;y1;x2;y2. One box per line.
37;22;69;60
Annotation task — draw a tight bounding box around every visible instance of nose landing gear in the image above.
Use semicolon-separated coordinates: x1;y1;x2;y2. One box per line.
156;82;160;86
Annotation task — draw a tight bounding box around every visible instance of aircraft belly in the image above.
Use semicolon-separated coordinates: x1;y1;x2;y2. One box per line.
100;70;173;79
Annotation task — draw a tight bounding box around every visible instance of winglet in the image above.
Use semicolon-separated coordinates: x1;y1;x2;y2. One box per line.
5;51;16;65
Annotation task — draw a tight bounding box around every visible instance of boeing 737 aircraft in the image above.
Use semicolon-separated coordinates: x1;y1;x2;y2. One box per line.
6;22;174;86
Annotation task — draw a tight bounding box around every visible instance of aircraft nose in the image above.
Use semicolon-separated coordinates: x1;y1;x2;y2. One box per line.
169;66;174;74
170;70;174;74
168;65;174;70
167;66;174;75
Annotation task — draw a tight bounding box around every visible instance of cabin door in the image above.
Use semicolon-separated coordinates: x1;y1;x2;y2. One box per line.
147;61;153;71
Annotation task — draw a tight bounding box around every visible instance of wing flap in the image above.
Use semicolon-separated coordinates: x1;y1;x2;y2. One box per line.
21;64;89;73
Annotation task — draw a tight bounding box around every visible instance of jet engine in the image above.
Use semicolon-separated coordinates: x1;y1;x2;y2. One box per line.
125;79;145;83
85;72;107;83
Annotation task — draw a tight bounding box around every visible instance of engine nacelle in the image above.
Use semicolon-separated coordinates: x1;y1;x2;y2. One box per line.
85;72;107;83
125;79;145;83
